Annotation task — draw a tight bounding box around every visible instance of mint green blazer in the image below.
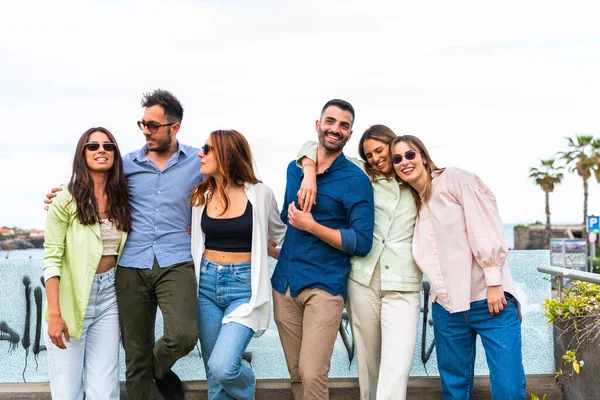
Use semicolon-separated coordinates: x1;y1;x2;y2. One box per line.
43;188;127;339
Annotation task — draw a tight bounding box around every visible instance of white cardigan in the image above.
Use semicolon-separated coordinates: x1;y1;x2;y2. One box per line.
191;182;286;334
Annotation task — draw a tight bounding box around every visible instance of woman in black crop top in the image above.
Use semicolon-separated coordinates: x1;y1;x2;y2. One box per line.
189;130;286;400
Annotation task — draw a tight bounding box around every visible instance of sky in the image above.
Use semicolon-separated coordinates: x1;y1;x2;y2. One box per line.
1;0;599;230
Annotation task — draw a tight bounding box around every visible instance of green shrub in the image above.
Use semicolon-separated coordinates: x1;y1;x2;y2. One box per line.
543;281;600;324
543;281;600;376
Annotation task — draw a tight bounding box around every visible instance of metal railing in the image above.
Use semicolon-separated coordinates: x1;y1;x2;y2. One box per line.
537;265;600;300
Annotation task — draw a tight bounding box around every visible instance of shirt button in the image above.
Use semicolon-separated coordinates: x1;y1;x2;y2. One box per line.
153;241;156;244
382;240;385;244
157;190;161;194
385;265;390;269
155;209;159;212
154;226;157;230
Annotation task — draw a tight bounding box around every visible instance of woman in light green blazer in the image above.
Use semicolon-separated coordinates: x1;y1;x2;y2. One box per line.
43;127;132;400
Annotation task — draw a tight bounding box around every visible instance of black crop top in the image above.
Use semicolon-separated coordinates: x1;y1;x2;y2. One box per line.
202;201;253;253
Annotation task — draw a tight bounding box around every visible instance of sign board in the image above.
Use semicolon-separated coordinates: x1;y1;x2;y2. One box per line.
550;238;589;289
550;238;587;271
587;215;599;232
589;231;598;245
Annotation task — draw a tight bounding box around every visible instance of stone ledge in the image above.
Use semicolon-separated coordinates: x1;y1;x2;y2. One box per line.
0;375;562;399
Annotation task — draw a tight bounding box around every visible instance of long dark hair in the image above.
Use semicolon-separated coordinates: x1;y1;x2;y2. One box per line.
390;135;444;212
190;130;261;215
358;124;397;181
68;127;132;232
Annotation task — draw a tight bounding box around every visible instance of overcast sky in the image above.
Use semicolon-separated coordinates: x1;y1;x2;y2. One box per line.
1;0;599;229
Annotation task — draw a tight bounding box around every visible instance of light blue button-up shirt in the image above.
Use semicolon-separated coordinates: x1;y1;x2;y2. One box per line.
118;142;203;269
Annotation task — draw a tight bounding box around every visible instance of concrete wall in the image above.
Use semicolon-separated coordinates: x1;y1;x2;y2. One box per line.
0;251;554;384
514;226;585;250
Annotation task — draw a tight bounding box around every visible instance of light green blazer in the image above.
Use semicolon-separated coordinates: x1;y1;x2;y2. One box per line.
298;141;422;292
43;188;127;339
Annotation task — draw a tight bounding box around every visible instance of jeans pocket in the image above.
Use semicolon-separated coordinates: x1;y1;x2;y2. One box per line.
233;268;251;284
505;292;519;308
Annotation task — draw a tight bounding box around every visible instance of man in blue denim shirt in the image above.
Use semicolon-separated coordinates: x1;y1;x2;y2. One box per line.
271;99;374;400
115;90;203;400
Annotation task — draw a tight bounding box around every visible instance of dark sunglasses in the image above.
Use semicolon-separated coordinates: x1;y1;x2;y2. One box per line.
85;142;116;152
137;120;176;133
392;150;417;164
201;144;213;154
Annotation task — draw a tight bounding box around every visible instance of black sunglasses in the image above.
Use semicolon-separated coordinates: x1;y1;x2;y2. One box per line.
392;151;417;164
85;142;116;152
201;144;213;155
137;120;176;133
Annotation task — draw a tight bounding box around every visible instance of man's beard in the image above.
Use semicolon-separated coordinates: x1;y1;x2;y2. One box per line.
318;128;348;153
147;130;173;153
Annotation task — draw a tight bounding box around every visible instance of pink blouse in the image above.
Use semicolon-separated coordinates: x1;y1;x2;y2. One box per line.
412;167;516;313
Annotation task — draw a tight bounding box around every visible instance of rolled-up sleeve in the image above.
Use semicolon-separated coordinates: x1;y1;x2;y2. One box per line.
43;191;72;281
458;176;507;286
296;141;318;167
341;174;374;257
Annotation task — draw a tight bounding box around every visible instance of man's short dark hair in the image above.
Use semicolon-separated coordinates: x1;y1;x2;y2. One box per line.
141;89;184;123
321;99;355;126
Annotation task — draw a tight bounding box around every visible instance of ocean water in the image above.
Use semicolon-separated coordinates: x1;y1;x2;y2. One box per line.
0;248;44;259
504;224;515;249
2;225;518;260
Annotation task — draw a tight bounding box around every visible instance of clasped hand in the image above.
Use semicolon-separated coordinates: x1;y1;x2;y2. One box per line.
288;201;315;232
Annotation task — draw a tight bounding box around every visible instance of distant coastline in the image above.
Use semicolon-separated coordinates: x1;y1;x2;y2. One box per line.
2;225;519;260
0;237;44;251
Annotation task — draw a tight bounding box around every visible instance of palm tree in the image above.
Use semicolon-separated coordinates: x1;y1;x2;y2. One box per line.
529;159;564;248
558;135;600;227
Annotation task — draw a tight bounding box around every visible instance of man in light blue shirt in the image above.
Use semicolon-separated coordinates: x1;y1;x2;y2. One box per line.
45;90;202;399
115;90;203;400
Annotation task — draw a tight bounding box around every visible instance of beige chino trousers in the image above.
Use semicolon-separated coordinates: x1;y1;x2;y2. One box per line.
346;262;421;400
273;287;344;400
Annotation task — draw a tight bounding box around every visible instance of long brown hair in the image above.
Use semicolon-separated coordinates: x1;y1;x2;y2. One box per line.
68;127;132;232
390;135;444;212
358;124;397;181
190;130;261;214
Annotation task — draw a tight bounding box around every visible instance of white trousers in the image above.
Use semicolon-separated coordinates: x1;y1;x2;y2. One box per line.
44;268;120;400
346;262;421;400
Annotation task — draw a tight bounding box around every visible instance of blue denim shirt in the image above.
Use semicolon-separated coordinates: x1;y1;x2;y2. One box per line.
118;142;203;269
271;153;375;298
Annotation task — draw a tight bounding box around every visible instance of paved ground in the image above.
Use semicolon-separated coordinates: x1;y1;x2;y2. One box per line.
0;375;563;399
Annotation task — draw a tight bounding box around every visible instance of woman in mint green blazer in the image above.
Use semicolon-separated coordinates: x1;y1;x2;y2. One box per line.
43;127;132;400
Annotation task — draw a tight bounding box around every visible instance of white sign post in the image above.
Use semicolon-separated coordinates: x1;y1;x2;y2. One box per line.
587;216;598;273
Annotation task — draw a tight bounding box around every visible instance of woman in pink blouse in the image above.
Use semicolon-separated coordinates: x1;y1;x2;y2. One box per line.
390;135;526;400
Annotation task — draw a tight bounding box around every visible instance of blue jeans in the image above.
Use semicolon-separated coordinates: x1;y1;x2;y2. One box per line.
198;258;255;400
432;293;526;400
44;268;120;400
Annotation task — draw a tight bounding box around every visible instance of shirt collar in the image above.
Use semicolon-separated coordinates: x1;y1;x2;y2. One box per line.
322;152;347;173
133;141;187;162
